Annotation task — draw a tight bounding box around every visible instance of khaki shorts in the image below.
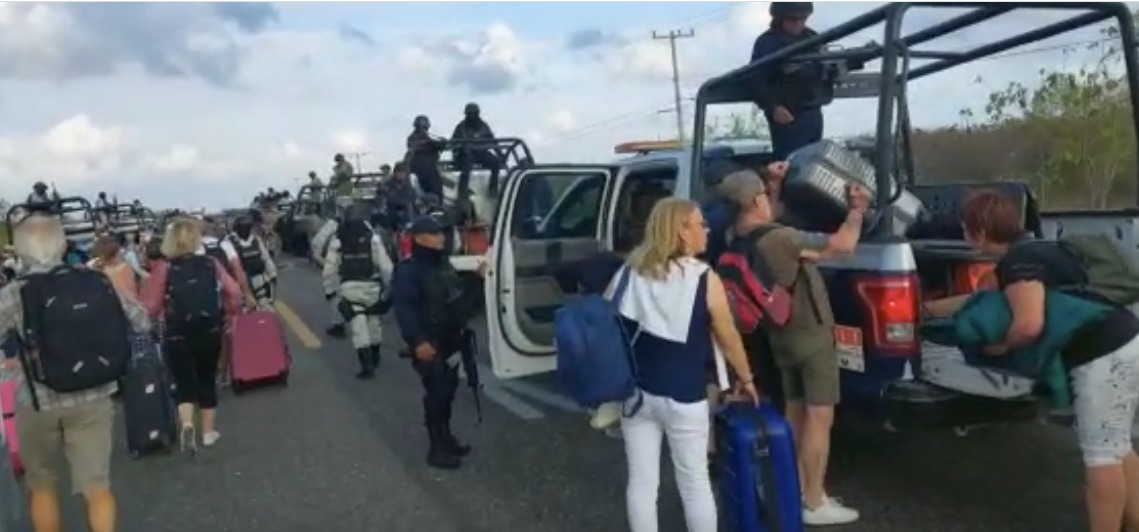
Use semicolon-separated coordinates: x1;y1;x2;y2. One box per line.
18;397;115;495
780;348;840;406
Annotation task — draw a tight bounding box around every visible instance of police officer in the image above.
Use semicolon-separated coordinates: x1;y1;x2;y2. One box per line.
451;103;503;198
751;2;826;159
406;115;446;198
392;216;480;470
377;162;420;231
331;153;356;202
229;215;278;307
322;203;394;379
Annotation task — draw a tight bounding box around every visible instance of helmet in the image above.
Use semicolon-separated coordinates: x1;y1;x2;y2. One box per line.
770;2;813;19
413;115;431;129
334;153;345;162
463;102;480;117
33;181;47;192
308;171;317;178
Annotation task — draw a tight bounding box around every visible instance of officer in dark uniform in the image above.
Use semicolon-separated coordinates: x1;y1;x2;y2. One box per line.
392;216;479;470
451;102;503;198
406;115;446;198
376;162;420;231
751;2;826;159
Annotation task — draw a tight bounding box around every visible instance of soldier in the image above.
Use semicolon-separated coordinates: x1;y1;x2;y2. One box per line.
322;203;394;379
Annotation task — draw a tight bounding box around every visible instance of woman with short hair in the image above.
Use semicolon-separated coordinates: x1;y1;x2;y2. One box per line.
614;198;758;532
141;217;242;453
931;190;1139;532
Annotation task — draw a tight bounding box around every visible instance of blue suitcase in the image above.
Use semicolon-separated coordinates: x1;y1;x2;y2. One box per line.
716;402;804;532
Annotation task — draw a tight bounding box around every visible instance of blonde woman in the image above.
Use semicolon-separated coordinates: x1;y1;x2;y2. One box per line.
140;217;242;453
611;198;758;532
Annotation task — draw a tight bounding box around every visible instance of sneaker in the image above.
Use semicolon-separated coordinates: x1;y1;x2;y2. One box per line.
179;425;198;455
589;402;621;430
803;496;859;526
202;431;221;448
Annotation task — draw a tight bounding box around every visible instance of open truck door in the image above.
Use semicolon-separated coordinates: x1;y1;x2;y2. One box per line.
485;164;618;379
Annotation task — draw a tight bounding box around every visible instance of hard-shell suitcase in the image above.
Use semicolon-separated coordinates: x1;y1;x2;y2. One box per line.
0;380;21;477
229;310;291;394
783;140;924;235
716;402;804;532
121;338;178;458
0;426;28;532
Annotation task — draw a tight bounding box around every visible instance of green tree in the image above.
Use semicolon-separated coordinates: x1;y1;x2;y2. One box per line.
704;108;771;141
961;23;1137;209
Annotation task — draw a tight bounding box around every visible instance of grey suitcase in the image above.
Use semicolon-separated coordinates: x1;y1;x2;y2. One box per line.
783;140;924;235
0;377;28;532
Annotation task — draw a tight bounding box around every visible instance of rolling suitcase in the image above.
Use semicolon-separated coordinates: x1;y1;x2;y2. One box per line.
121;335;178;458
716;402;804;532
0;380;21;477
0;425;28;532
229;310;291;394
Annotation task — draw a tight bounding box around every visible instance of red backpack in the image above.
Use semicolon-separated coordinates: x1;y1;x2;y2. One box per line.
715;226;792;333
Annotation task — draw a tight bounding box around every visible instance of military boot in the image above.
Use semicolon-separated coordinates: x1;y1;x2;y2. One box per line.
355;349;375;379
426;422;461;470
326;323;346;339
440;405;471;457
369;345;382;371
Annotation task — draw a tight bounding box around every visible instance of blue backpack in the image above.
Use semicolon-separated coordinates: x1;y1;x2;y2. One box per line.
555;266;641;412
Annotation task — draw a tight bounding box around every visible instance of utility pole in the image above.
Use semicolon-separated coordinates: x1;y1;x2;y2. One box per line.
652;28;695;144
346;151;370;171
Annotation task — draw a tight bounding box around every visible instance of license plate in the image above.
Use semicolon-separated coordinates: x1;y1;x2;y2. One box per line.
834;326;865;373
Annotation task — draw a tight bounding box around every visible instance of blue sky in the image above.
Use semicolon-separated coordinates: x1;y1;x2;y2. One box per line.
0;2;1122;209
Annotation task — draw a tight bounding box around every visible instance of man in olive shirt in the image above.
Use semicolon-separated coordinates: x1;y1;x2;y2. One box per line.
717;168;869;526
331;153;356;201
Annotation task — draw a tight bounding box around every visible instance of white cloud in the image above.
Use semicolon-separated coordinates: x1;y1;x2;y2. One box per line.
0;2;1124;209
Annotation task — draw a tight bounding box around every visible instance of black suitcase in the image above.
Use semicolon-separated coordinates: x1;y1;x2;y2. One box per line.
121;338;178;458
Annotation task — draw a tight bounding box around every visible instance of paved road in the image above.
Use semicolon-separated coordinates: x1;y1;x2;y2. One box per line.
51;257;1094;532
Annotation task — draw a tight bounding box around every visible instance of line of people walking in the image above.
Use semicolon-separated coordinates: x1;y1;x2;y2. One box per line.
0;206;279;532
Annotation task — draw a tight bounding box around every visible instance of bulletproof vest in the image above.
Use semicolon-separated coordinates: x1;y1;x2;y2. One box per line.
764;29;830;110
337;223;377;282
230;236;266;277
418;260;472;338
407;132;441;165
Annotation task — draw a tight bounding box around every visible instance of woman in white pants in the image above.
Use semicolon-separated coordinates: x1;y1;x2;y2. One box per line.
611;198;757;532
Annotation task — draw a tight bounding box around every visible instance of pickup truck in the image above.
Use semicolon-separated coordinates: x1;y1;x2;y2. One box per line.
484;2;1139;432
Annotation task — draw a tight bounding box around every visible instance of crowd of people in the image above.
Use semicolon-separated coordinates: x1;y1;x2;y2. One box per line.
0;201;278;532
2;3;1139;532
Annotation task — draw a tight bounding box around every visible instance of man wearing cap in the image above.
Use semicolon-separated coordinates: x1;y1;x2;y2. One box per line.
718;168;869;526
322;203;394;379
751;2;828;159
391;215;480;470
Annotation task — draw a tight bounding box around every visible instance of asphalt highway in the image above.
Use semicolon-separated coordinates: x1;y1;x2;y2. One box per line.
47;257;1093;532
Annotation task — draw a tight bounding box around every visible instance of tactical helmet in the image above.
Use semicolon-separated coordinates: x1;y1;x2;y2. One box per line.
413;115;431;129
33;181;47;192
463;102;480;117
770;2;813;19
334;153;345;162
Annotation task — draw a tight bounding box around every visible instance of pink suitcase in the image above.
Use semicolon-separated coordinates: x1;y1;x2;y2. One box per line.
1;380;23;476
229;310;291;394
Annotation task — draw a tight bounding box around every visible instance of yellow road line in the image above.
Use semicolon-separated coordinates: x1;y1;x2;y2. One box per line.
274;300;322;351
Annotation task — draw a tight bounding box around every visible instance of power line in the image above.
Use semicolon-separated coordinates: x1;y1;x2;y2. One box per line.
546;35;1117;146
652;28;696;144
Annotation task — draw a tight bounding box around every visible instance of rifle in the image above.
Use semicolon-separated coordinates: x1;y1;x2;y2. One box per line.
459;328;483;424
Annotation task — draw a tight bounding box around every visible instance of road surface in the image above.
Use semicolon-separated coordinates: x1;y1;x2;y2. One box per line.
47;257;1093;532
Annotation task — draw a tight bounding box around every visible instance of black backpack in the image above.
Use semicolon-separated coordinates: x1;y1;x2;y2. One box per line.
19;266;130;406
202;240;232;275
164;255;223;335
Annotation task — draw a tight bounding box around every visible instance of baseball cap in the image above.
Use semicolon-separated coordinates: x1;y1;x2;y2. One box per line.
716;169;767;207
406;215;444;235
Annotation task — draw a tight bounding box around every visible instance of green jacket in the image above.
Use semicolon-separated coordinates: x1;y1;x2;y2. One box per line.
922;290;1111;408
